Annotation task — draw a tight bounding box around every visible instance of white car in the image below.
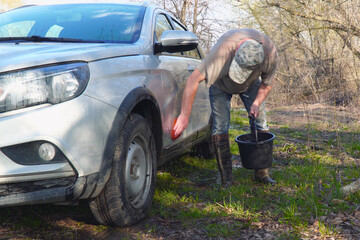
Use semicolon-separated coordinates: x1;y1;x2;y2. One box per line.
0;2;212;226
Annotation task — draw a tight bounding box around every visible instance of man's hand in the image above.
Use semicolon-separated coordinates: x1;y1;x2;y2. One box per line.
171;69;205;140
172;114;189;139
250;102;260;118
250;83;272;118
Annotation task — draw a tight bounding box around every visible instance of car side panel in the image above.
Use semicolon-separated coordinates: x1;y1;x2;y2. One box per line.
154;54;211;146
85;55;199;146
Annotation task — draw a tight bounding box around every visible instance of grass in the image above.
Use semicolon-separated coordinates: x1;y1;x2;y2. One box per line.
0;106;358;239
152;107;360;239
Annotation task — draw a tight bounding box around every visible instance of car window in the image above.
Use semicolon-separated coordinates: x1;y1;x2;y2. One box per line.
45;25;64;38
0;21;34;37
171;18;201;59
172;19;186;31
155;14;173;42
0;4;145;43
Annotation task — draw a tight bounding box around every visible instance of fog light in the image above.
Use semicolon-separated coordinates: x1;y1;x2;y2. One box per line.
2;141;68;165
39;143;56;161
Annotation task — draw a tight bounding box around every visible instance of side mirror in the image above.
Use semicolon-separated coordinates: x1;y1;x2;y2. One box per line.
154;30;198;54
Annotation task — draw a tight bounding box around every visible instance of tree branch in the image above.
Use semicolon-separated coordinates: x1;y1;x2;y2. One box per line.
340;178;360;197
265;0;360;37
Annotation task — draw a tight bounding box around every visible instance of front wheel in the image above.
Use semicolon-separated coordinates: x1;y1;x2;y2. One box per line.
89;113;157;226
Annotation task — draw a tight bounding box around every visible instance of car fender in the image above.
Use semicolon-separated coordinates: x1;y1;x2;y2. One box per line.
86;87;162;199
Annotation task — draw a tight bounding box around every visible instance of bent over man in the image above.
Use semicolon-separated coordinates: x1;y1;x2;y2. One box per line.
173;29;279;187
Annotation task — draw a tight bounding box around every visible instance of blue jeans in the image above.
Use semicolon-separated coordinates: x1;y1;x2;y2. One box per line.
209;79;269;135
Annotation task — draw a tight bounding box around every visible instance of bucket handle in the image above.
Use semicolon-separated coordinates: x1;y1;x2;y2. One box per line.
249;114;258;145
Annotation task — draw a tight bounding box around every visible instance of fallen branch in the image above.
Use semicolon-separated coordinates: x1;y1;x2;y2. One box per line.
340;178;360;197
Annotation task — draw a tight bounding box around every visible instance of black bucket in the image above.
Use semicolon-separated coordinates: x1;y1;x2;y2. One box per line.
235;132;275;170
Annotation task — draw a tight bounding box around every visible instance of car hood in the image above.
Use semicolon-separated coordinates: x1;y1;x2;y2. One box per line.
0;42;141;73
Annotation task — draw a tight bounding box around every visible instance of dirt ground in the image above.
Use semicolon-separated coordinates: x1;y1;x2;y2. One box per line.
0;104;359;240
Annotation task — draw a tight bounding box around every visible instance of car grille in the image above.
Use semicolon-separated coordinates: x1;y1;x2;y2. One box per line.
0;177;76;196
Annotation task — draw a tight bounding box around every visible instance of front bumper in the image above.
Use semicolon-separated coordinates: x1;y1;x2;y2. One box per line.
0;95;117;206
0;151;75;184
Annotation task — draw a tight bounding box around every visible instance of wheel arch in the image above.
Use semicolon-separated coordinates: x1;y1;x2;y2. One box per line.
90;87;162;198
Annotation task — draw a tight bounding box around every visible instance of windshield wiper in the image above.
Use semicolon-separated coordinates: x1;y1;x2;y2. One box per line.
0;36;105;43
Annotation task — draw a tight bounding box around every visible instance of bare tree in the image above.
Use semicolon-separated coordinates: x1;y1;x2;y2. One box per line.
228;0;360;107
265;0;360;60
152;0;233;52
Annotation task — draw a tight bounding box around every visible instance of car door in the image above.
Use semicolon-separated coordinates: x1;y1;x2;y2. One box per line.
151;11;211;147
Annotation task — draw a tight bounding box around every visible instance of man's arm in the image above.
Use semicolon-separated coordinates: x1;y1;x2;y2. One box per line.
173;68;205;138
250;82;272;118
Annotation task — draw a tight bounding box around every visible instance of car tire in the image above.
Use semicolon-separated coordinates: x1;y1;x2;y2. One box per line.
89;113;157;226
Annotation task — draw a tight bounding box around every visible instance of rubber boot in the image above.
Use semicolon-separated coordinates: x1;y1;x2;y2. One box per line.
212;134;233;188
255;168;276;185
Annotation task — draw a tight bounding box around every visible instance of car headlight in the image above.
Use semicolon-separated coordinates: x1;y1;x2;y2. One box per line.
0;62;90;113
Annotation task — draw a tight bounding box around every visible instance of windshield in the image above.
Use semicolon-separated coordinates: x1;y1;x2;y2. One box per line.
0;4;145;43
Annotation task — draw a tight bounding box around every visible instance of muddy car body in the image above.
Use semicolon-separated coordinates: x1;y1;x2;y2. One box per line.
0;2;211;226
